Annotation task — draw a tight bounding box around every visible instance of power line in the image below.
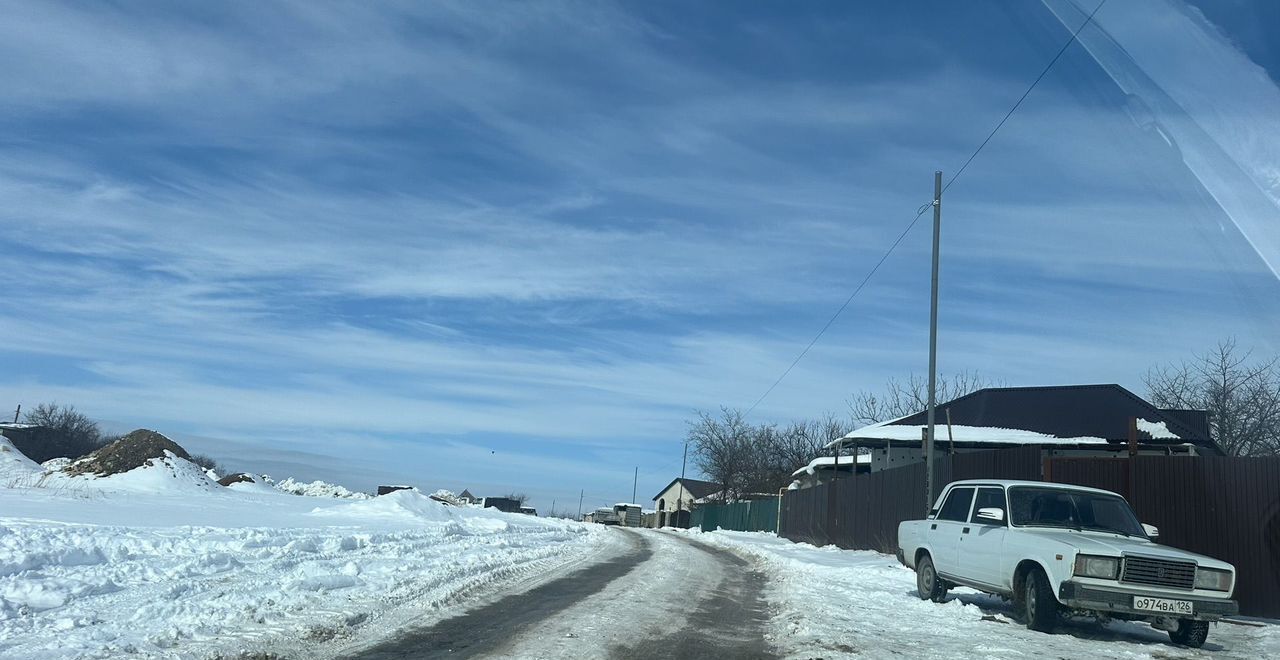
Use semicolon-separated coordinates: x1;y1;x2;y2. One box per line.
944;0;1109;193
742;0;1108;418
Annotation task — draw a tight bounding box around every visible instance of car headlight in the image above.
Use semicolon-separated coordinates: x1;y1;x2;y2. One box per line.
1073;554;1119;579
1194;568;1232;592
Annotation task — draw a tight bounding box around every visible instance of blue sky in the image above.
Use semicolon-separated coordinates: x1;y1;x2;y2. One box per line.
2;0;1278;511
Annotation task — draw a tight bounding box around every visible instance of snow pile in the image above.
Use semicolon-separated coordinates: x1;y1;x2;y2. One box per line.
0;435;43;485
42;450;222;494
272;476;371;499
1136;417;1181;440
835;421;1108;446
38;458;70;472
687;531;1279;659
0;481;603;659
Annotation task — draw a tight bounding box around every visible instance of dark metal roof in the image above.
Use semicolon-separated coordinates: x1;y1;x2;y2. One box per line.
652;477;721;502
885;384;1223;455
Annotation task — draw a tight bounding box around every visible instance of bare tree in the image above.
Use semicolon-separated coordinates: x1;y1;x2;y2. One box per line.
502;492;530;506
188;454;225;476
688;409;855;500
848;371;1000;426
1145;339;1280;456
15;403;108;463
687;408;756;501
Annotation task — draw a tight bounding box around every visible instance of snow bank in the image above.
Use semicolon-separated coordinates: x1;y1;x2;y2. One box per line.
0;478;603;659
271;476;371;499
44;451;222;494
688;531;1279;659
0;436;42;485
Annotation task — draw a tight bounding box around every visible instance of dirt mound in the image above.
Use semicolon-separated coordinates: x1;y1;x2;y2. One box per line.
66;429;191;477
218;472;255;486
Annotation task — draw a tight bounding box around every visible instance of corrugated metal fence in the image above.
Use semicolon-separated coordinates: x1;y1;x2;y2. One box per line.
778;446;1280;617
691;498;779;533
1047;454;1280;618
780;446;1042;553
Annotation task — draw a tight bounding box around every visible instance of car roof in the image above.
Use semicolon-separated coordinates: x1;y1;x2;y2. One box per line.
944;479;1122;497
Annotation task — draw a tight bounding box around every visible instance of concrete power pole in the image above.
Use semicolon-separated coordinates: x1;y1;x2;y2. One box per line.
925;170;942;516
631;466;638;504
577;489;584;520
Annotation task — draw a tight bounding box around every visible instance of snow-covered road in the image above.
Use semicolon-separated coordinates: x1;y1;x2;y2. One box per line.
346;528;776;659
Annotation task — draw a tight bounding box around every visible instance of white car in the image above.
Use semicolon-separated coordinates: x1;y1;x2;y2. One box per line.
898;480;1238;648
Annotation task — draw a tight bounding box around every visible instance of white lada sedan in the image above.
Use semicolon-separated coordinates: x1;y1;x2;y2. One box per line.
898;480;1238;648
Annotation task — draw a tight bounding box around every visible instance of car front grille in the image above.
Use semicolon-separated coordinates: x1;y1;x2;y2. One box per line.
1121;556;1196;590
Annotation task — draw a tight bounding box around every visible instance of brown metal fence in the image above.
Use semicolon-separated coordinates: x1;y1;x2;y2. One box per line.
1047;454;1280;618
779;446;1042;553
779;447;1280;617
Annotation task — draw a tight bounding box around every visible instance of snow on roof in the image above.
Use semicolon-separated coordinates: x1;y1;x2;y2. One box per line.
0;422;38;430
829;420;1109;449
791;454;871;477
1136;418;1180;440
614;502;641;508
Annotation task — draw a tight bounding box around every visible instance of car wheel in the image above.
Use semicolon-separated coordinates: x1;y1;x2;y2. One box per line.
1022;568;1059;633
916;554;947;602
1169;619;1209;648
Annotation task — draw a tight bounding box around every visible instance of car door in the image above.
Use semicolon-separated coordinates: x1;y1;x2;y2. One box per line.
958;486;1009;590
930;486;975;577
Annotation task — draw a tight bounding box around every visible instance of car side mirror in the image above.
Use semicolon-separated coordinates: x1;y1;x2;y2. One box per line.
1142;523;1159;539
976;508;1005;523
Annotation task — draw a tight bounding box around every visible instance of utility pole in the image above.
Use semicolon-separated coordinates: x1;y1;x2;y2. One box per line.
577;489;584;520
925;170;943;517
551;499;556;516
678;440;688;526
631;466;638;504
12;404;19;423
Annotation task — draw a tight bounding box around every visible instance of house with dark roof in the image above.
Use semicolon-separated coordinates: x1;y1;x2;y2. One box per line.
652;477;721;528
825;384;1222;474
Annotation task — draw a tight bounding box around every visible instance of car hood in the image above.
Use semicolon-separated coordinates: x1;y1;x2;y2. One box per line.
1021;529;1234;571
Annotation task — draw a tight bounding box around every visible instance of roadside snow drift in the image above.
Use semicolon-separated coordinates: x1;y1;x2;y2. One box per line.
0;457;603;659
689;531;1280;660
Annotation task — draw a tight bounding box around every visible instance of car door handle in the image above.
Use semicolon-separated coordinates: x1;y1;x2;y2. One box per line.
962;527;970;534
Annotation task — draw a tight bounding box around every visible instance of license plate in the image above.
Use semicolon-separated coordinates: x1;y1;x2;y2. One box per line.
1133;596;1193;615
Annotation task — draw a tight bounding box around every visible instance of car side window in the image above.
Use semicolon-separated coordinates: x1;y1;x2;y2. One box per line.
969;487;1007;525
936;487;975;522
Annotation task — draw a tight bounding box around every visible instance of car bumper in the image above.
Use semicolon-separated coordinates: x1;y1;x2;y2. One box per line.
1058;581;1237;620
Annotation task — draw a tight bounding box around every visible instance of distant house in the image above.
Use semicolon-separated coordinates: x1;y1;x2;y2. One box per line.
480;496;522;513
830;384;1224;473
518;506;537;516
378;485;412;496
458;489;478;505
652;478;722;528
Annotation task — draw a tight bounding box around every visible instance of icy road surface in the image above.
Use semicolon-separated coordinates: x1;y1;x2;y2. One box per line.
344;528;776;659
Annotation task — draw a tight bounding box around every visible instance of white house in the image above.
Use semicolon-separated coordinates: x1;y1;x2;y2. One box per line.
651;477;721;528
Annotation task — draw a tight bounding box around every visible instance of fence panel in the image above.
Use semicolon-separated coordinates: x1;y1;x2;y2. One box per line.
1126;455;1280;618
1045;457;1130;498
693;499;779;533
1045;454;1280;618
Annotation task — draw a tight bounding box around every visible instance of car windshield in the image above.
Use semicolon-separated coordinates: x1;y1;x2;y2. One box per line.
1008;487;1145;537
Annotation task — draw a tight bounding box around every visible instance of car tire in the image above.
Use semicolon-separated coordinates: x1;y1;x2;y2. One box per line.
1023;568;1059;633
1169;619;1209;648
916;554;947;602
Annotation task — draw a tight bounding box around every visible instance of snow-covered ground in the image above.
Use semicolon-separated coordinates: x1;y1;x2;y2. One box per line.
0;438;604;659
687;530;1280;660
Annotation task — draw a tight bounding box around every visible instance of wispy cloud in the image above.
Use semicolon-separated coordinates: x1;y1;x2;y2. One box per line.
1;1;1277;504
